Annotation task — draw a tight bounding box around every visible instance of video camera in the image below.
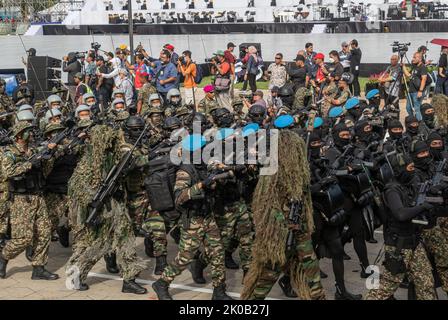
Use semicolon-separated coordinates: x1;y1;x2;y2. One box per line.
391;41;410;57
74;51;88;59
205;56;218;64
91;42;101;51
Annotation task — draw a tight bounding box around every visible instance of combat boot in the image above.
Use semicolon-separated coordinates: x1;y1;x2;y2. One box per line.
0;253;8;279
189;258;207;284
25;246;33;262
122;279;147;295
76;283;89;291
211;283;234;300
154;255;167;275
224;251;239;269
0;233;6;248
56;226;70;248
152;278;173;300
144;236;154;258
31;266;59;280
278;275;298;298
360;264;373;279
104;253;119;274
335;284;362;300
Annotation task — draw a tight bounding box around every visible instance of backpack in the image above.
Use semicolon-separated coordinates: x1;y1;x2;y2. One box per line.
193;63;203;84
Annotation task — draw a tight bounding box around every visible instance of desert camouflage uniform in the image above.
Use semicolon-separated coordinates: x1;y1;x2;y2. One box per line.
0;148;9;237
0;143;51;266
293;87;312;110
422;224;448;293
161;168;226;287
198;97;219;116
247;208;324;300
138;83;157;116
147;123;165;148
364;244;436;300
321;82;339;117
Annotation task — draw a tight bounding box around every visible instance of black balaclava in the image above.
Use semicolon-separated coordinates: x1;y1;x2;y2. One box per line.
354;120;372;144
411;140;432;169
308;132;322;159
421;103;435;128
388;119;404;140
333;122;351;149
368;96;381;113
348;106;362;121
405;115;420;136
390;153;415;185
427;131;444;161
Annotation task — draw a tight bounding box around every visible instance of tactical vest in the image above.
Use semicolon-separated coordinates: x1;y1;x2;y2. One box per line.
45;154;78;194
177;164;212;217
7;149;46;195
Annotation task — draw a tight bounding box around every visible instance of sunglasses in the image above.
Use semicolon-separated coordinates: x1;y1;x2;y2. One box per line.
275;57;282;60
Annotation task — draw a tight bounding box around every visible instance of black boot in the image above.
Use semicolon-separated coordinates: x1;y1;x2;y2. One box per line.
189;258;207;284
0;233;6;248
77;283;89;291
211;283;234;300
170;227;181;245
31;266;59;280
154;255;167;275
25;246;33;262
144;237;154;258
122;279;147;295
0;253;8;279
152;278;173;300
320;270;328;279
399;275;410;289
334;283;362;300
360;264;373;279
278;275;298;298
224;251;239;270
56;226;70;248
104;253;119;274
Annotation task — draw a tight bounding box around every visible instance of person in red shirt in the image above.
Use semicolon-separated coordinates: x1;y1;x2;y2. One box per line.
127;53;149;90
212;50;232;110
224;42;237;97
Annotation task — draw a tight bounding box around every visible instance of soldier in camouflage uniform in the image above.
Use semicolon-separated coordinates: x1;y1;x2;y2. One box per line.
293;87;312;111
322;73;352;117
0;79;15;130
136;73;157;116
144;105;165;148
0;122;59;280
66;124;147;294
198;85;220;123
152;135;233;300
164;88;183;117
106;98;130;129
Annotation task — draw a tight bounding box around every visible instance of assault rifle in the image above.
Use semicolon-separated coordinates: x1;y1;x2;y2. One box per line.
413;159;447;226
286;199;303;253
0;111;15;120
85;123;150;228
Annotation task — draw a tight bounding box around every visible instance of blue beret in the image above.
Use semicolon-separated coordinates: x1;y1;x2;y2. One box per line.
242;122;260;137
306;116;324;129
345;97;360;110
274;114;294;129
182;134;206;152
328;106;344;118
366;89;380;100
216;128;235;141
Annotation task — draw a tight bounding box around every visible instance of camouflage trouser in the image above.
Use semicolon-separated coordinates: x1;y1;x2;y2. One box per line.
422;225;448;293
365;244;436;300
162;215;226;287
248;232;325;300
1;194;51;266
66;200;145;283
213;200;254;271
44;192;69;232
0;202;8;235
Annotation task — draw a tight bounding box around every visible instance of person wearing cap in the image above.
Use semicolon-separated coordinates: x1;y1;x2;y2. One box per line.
339;41;351;73
418;45;432;66
94;56;114;107
211;50;233;111
116;68;134;107
136;70;157;115
74;72;92;106
177;50;197;105
436;45;448;95
402;51;428;121
163;44;179;67
288;54;307;92
379;54;401;108
266;53;287;90
224;42;237;97
198;85;219;119
349;39;362;97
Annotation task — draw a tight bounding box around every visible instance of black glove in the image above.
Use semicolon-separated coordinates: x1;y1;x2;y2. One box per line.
202;176;215;190
422;202;434;211
29;158;41;169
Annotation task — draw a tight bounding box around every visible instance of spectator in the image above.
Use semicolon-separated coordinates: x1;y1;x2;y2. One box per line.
339;41;351;72
224;42;237;97
327;50;344;82
178;50;197;105
304;42;317;78
349;39;362;97
266;53;287;90
436;46;448;95
163;44;179;67
95;56;114;107
267;86;283;111
62;52;82;86
73;72;92;106
403;51;427;121
242;46;261;94
84;53;97;89
379;54;401;107
288;55;307;92
418;45;432;66
212;50;232;111
101;48;126;87
116;68;135;107
152;49;178;103
127;53;150;90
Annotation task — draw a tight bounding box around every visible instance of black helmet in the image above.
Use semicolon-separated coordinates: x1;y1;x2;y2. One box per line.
188;112;208;133
278;85;294;97
163;116;182;131
213;108;233;128
248;104;267;125
125;115;145;130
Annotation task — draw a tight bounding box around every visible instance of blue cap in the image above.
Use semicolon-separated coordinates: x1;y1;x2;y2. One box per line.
242;123;260;137
345;97;360;110
274;114;294;129
366;89;380;100
328;106;344;118
216;128;235;141
182;134;206;152
306;116;324;129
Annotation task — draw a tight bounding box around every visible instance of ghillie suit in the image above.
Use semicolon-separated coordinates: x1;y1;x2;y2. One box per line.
241;130;325;300
66;125;145;285
432;94;448;128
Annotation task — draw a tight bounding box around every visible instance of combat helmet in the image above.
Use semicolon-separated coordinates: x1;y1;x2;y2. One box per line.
163;116;182;131
45;108;63;122
44;122;65;136
112;98;126;110
12;121;33;137
75;104;91;118
149;93;163;106
47;94;62;107
82;93;96;105
167;88;182;106
112;88;125;99
16;110;35;122
18;104;33;112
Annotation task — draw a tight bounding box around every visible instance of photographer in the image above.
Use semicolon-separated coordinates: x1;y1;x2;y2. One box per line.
402;51;428;121
379;54;401;108
436;46;448;95
152;49;178;103
211;50;232;111
177;50;197;105
62;52;82;86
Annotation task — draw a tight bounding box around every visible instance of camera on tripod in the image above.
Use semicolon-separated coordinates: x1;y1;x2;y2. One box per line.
391;41;410;57
91;42;101;51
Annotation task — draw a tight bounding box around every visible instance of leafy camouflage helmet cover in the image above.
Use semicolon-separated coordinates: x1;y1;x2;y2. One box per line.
44;122;65;136
12;121;33;137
